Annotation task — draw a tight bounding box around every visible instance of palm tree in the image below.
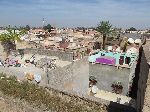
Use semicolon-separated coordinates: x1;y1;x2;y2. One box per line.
0;27;26;57
96;21;112;50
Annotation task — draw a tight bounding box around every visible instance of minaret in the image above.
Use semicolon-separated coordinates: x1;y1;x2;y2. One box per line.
42;18;45;28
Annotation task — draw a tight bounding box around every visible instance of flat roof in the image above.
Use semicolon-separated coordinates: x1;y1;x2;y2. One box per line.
88;51;139;68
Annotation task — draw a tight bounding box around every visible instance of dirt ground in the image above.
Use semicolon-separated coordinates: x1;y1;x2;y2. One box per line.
0;92;51;112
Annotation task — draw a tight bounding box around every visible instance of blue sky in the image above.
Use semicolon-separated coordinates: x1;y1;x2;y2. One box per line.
0;0;150;29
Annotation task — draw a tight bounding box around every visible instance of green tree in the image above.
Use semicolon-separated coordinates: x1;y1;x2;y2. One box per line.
0;27;25;56
96;21;112;50
126;27;137;31
43;24;53;32
25;25;30;31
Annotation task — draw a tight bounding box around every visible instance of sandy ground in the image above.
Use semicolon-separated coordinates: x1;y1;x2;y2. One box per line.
88;88;135;106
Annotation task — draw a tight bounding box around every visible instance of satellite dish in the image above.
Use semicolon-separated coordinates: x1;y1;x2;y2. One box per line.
126;47;138;54
128;38;134;44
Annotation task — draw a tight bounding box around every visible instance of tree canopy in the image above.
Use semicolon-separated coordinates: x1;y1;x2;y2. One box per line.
96;21;112;36
25;25;30;31
126;27;137;31
0;28;21;42
96;21;112;49
0;27;26;55
43;24;53;32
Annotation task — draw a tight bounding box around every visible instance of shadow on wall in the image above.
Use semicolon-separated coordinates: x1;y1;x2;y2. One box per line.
107;101;136;112
129;47;143;99
128;46;149;112
137;47;149;112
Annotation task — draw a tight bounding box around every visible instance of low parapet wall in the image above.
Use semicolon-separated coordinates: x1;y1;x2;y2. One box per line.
15;48;74;61
47;57;89;96
89;63;130;96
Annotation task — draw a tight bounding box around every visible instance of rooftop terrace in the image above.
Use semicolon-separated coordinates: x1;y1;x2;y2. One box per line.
88;50;139;68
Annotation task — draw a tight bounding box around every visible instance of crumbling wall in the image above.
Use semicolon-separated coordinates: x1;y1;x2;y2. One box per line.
72;57;89;95
46;57;89;96
46;64;73;91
